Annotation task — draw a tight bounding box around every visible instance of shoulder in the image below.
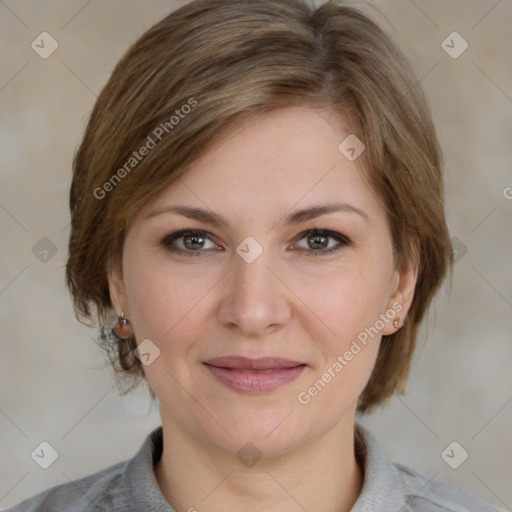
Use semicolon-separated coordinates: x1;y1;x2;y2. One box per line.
5;426;166;512
394;462;505;512
4;460;128;512
354;422;505;512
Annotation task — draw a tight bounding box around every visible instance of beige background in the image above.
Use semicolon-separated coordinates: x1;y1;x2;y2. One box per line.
1;0;511;509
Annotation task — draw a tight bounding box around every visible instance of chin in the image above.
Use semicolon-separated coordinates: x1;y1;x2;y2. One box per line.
203;408;311;457
215;427;305;462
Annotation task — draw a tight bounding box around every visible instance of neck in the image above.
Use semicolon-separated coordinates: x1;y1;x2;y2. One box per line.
154;416;364;512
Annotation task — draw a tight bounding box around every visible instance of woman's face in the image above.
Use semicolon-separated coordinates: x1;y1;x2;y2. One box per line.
109;105;417;456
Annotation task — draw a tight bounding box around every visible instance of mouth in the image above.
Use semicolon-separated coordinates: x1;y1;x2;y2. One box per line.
203;356;307;393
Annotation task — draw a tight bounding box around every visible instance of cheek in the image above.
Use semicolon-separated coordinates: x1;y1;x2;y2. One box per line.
294;273;388;412
295;257;393;338
123;255;220;346
292;254;393;394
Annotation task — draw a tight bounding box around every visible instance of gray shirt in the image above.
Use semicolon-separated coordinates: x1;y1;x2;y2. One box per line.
6;423;505;511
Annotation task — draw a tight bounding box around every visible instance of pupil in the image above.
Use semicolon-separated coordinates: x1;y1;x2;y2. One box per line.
309;234;327;249
185;233;204;250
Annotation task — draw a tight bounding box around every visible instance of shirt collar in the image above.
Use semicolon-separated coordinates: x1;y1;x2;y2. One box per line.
351;422;409;511
123;423;408;512
123;426;176;512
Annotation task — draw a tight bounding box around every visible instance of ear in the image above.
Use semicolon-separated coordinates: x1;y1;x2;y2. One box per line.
382;248;419;335
107;261;129;316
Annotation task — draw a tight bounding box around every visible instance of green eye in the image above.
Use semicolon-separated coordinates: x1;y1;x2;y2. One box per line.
162;229;219;255
293;229;350;255
161;227;350;257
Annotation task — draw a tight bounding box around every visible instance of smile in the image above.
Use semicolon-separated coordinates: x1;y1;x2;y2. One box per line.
203;358;307;393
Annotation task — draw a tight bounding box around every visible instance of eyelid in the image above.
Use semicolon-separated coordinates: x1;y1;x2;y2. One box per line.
290;228;351;255
161;227;351;256
161;228;220;250
292;228;351;245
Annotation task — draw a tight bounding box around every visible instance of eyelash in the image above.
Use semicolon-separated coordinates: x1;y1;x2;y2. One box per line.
160;227;351;257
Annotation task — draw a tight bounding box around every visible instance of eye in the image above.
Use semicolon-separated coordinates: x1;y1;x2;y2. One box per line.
292;228;350;255
161;227;350;257
161;229;221;255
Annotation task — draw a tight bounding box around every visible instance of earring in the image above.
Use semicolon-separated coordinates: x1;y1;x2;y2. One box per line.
112;312;133;340
393;318;401;329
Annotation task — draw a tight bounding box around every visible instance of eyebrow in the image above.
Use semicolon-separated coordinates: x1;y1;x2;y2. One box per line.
145;202;368;229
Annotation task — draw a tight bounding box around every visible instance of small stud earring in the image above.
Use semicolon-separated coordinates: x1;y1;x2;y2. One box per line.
112;312;133;340
393;318;400;329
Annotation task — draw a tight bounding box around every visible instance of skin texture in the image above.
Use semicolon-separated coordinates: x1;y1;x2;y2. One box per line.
109;105;418;512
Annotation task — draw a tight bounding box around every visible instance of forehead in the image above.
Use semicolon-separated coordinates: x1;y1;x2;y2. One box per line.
138;105;384;227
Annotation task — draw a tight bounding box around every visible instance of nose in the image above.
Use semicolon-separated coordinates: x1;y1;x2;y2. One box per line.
217;245;292;337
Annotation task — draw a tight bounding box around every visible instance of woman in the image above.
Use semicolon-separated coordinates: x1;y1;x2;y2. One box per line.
7;0;505;510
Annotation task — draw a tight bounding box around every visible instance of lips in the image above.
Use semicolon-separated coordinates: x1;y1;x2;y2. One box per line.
203;356;307;393
204;356;304;371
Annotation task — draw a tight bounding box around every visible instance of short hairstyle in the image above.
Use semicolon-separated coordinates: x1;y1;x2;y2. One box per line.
65;0;453;413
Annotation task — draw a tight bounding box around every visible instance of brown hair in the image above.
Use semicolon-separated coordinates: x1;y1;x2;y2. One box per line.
65;0;453;413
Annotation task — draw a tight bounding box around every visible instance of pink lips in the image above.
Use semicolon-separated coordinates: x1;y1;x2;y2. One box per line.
203;356;306;393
